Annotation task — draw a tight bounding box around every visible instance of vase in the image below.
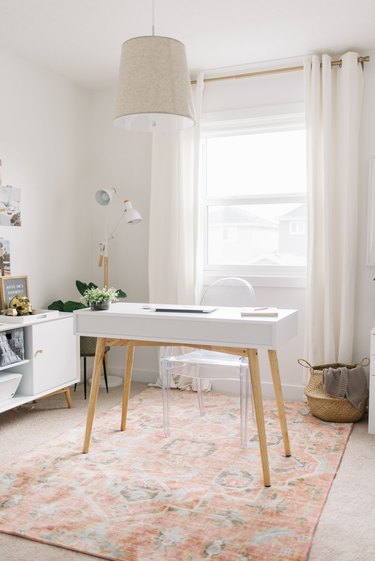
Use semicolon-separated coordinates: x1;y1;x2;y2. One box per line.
90;301;110;311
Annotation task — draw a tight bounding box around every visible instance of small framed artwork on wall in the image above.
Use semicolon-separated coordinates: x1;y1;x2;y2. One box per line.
0;238;11;276
0;276;29;310
0;185;21;226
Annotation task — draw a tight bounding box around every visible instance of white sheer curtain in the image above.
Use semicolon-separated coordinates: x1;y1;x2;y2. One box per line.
148;73;204;305
304;52;364;365
148;74;205;389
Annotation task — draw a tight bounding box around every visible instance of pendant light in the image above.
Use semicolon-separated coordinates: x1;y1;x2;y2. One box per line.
114;0;195;132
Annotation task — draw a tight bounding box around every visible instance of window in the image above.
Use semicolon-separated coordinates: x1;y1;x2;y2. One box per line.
201;113;307;280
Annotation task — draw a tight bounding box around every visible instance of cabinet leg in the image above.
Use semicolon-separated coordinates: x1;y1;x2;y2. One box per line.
64;387;73;408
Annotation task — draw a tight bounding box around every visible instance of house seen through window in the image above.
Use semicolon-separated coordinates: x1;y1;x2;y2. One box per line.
201;115;307;278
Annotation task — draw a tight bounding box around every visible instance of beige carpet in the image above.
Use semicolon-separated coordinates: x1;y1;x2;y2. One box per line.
0;383;374;561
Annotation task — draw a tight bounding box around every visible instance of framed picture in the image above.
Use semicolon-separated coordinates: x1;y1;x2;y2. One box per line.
0;275;29;310
0;185;21;227
0;238;11;276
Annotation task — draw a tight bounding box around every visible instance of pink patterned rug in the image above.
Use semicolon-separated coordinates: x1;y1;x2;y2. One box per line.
0;388;352;561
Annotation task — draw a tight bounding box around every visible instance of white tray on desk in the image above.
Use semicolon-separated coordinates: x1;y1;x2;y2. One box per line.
0;309;59;324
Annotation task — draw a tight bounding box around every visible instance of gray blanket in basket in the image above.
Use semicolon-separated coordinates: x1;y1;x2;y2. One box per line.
323;366;367;408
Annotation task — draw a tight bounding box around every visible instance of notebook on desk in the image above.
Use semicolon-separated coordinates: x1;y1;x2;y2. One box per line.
241;307;278;317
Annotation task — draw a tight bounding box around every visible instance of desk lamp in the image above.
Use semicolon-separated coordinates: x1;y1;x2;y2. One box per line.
93;189;142;389
95;188;142;288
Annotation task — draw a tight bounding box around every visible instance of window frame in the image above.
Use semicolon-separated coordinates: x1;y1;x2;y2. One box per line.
200;111;307;287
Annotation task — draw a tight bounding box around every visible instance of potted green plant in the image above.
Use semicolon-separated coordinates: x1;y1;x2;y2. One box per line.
82;286;119;311
48;280;126;312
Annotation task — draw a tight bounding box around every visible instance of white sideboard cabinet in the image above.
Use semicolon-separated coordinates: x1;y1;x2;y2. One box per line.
369;327;375;434
0;313;78;414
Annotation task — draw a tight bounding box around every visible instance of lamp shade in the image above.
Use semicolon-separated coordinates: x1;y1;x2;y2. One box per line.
95;188;116;206
123;200;142;224
114;36;195;132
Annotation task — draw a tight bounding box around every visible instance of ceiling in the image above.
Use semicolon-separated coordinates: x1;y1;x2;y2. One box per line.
0;0;374;90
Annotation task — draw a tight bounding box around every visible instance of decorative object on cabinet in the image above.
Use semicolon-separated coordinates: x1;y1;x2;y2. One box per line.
0;184;21;226
300;358;369;422
0;238;11;276
8;295;32;316
0;309;59;324
95;190;142;287
113;0;195;132
0;275;29;311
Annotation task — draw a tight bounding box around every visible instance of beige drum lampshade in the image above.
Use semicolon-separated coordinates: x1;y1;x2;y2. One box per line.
114;35;196;132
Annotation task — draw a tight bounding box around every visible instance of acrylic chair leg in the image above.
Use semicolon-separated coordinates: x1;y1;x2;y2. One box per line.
161;359;171;437
83;357;87;400
102;357;109;393
196;366;205;416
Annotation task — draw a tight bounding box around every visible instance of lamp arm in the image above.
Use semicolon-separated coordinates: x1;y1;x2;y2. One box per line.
98;207;126;288
108;208;126;241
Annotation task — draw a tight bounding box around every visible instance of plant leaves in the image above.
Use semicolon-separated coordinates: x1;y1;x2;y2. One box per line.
48;300;65;311
117;289;127;299
76;280;97;296
63;301;87;312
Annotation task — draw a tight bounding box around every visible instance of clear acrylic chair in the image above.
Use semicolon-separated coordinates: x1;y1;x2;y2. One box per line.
160;277;256;448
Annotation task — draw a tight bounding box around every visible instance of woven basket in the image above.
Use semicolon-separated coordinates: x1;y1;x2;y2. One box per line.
299;359;369;423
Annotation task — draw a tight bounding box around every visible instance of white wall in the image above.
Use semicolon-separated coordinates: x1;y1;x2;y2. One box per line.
0;48;92;306
89;88;154;378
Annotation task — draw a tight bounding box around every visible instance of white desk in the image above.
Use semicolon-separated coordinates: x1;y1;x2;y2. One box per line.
74;303;298;487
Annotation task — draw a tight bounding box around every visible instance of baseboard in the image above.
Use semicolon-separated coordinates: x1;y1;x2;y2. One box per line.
108;366;305;402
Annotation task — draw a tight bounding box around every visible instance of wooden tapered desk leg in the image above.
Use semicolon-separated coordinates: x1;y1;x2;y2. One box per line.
83;337;106;453
121;344;135;431
247;348;271;487
268;349;291;457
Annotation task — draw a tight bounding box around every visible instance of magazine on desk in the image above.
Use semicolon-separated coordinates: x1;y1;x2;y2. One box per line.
240;307;278;317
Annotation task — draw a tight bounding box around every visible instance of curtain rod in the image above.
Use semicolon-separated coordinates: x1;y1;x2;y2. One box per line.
191;55;370;85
